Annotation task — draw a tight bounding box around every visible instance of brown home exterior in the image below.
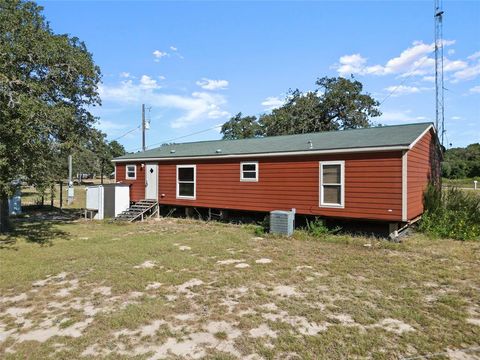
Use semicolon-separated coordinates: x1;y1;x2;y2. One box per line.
113;123;441;225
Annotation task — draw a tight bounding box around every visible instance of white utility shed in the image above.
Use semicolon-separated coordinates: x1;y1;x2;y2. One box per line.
85;184;130;220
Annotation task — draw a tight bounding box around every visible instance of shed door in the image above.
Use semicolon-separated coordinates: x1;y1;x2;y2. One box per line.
145;164;158;200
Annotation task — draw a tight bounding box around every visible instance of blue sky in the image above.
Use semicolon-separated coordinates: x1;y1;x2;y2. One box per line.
39;0;479;151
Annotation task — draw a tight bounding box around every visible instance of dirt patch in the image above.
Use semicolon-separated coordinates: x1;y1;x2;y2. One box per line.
0;293;28;304
263;310;328;335
255;258;272;264
466;318;480;326
374;318;415;334
133;260;156;269
272;285;301;297
177;279;204;293
217;259;245;265
145;282;162;290
92;286;112;296
235;263;250;269
249;323;277;338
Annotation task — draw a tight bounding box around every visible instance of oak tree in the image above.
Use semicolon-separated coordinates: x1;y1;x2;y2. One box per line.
0;0;101;231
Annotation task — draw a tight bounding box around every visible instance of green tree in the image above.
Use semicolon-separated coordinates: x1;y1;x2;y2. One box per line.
221;112;263;140
442;143;480;179
106;140;126;172
0;0;101;232
260;77;381;136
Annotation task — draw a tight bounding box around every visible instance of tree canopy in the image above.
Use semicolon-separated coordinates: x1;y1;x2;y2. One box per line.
220;76;381;139
0;0;101;231
442;143;480;179
220;112;263;140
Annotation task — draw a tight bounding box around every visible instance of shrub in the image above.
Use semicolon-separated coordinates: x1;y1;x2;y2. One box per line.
305;217;340;238
420;185;480;241
254;215;270;236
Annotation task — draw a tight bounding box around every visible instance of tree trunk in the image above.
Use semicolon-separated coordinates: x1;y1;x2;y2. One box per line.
100;163;104;185
0;191;10;233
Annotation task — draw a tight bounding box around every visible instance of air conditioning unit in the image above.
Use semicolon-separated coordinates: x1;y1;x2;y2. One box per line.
270;210;295;236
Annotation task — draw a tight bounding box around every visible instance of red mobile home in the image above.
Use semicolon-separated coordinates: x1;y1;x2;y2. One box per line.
113;123;441;229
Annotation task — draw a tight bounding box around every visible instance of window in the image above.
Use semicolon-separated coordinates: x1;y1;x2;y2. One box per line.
177;165;196;199
320;161;344;208
240;162;258;182
126;164;136;180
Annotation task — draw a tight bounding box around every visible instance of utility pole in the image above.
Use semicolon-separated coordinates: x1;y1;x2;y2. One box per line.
142;104;146;152
434;0;445;146
67;154;74;205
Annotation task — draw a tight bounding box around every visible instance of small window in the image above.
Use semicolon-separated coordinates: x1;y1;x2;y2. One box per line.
240;162;258;182
126;164;136;180
177;165;196;199
320;161;344;208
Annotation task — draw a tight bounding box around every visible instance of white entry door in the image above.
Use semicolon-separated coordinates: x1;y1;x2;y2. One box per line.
145;163;158;200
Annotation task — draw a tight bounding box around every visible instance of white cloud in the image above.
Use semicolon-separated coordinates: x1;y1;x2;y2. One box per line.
377;110;430;124
384;85;422;96
119;72;131;78
422;75;435;82
467;51;480;60
469;85;480;93
170;46;178;51
139;75;159;89
336;54;367;76
158;75;166;80
452;63;480;82
99;78;230;129
451;116;462;120
261;96;285;111
196;78;229;90
334;40;456;77
448;49;455;56
443;59;468;72
95;119;128;132
153;50;168;59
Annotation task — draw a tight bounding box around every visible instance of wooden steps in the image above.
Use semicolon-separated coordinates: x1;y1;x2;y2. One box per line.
115;199;159;222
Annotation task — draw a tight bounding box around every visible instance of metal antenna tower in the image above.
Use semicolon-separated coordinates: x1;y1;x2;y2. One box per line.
434;0;445;145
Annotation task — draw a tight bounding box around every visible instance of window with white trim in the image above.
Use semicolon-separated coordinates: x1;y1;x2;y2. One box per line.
320;161;345;208
177;165;196;199
126;164;136;180
240;162;258;182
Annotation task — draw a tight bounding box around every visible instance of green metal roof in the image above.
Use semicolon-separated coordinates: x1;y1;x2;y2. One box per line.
114;122;433;161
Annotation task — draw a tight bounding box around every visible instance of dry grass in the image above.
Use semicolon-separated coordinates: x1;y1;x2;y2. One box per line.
21;179;116;209
0;213;479;359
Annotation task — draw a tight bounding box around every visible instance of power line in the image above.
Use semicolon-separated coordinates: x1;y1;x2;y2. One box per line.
378;54;433;106
111;125;141;142
126;124;223;153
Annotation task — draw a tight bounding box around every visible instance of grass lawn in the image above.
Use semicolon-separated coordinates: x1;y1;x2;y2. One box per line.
1;212;479;359
21;181;115;209
442;177;480;190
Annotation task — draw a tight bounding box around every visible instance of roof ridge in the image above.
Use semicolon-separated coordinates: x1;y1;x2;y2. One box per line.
149;122;433;150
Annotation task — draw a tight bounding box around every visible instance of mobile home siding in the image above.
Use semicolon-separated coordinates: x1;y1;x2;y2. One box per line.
115;163;145;201
407;129;440;220
116;151;404;221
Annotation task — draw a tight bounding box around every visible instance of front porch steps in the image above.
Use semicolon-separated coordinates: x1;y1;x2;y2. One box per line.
115;199;159;222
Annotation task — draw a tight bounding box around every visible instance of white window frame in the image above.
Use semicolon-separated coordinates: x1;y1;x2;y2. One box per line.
319;161;345;208
176;165;196;200
240;161;259;182
125;164;137;180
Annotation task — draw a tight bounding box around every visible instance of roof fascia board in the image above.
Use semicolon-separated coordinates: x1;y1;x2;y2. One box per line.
408;125;434;149
408;124;444;160
112;145;409;163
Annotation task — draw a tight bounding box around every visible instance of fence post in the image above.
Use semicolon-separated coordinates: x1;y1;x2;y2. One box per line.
59;181;63;209
50;184;54;209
